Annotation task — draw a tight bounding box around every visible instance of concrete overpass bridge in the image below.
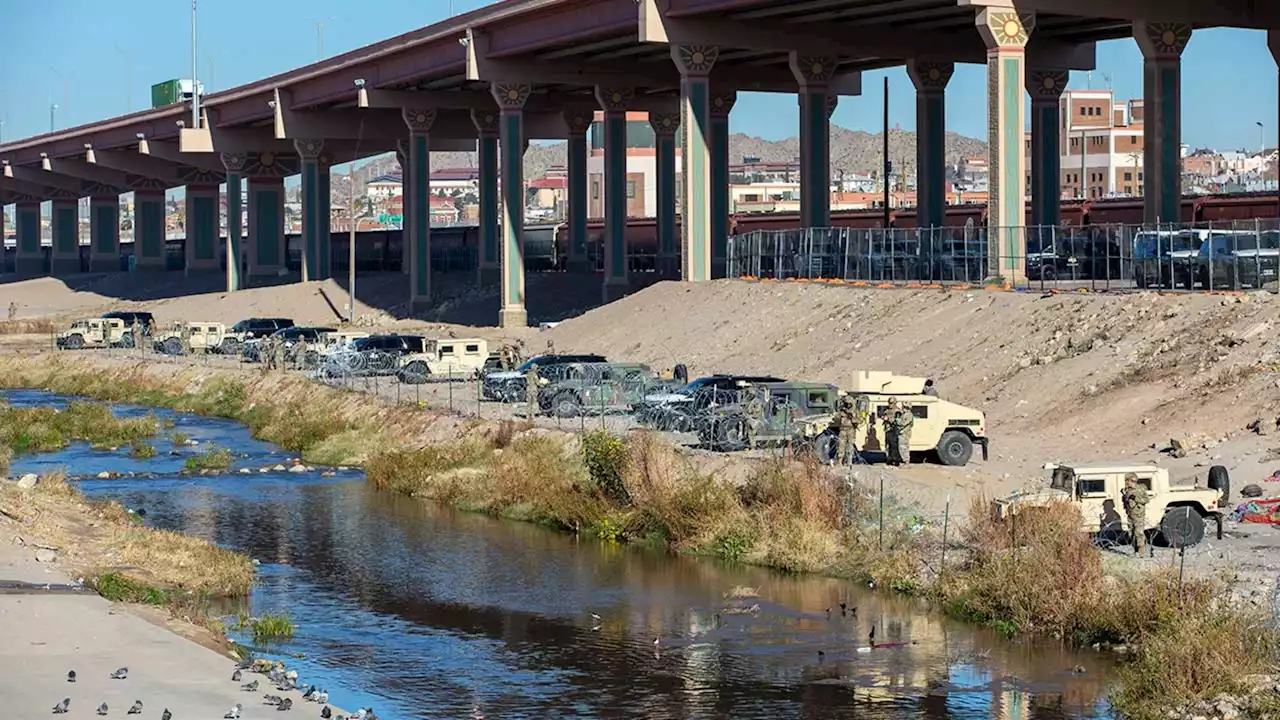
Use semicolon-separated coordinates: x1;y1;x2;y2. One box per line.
2;0;1278;327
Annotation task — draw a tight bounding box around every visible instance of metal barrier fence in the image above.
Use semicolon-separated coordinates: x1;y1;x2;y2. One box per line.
728;220;1280;292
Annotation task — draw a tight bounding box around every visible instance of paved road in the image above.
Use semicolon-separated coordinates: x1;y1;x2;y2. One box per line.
0;516;335;719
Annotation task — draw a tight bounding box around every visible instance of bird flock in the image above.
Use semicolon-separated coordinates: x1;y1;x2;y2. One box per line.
51;658;376;719
51;668;157;718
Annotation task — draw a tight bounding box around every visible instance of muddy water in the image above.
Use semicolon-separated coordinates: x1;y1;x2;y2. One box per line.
7;390;1117;719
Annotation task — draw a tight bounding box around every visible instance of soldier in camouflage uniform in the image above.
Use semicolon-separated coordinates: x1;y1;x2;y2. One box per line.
129;320;142;350
741;383;764;450
1122;472;1149;555
832;391;864;466
274;336;287;370
885;400;914;466
524;362;541;418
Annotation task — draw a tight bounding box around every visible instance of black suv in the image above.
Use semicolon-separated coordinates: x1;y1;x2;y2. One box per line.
346;334;430;376
482;353;608;401
101;311;156;336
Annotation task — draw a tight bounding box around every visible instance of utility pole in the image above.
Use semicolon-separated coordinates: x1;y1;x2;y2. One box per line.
191;0;201;129
348;165;357;323
316;21;325;60
882;75;890;228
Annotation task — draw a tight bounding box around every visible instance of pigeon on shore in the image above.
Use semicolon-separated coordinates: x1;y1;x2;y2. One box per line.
66;670;76;683
110;667;129;680
161;710;171;720
263;695;282;706
315;690;329;704
241;679;259;692
232;669;242;682
52;698;70;714
96;702;109;715
224;703;242;719
127;700;142;714
321;707;332;719
277;698;293;711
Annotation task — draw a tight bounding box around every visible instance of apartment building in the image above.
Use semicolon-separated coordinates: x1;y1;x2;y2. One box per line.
1026;89;1146;200
587;111;683;218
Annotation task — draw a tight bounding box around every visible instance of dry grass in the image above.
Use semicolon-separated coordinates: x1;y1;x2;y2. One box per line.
0;471;254;597
0;318;56;335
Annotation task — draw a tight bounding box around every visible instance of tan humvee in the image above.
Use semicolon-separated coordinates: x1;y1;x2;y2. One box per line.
152;322;226;355
991;462;1226;545
798;371;988;466
56;318;132;350
397;337;491;384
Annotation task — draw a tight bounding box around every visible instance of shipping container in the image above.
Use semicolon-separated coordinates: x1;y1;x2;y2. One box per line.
151;79;181;108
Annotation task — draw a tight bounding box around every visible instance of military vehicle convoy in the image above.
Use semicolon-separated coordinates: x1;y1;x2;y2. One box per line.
991;462;1227;547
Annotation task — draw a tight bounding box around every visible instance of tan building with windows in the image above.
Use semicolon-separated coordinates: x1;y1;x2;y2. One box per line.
1026;89;1146;201
587;111;683;219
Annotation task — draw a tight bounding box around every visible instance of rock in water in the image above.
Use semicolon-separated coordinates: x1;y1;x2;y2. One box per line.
16;473;38;488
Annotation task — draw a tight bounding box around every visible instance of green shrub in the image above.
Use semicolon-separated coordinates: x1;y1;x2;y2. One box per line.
90;572;168;604
250;613;296;643
581;430;629;504
184;446;233;471
128;441;156;459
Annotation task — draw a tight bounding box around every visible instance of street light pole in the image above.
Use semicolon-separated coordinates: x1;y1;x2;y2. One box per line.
115;45;133;113
49;104;57;133
316;21;325;60
348;165;357;324
191;0;201;129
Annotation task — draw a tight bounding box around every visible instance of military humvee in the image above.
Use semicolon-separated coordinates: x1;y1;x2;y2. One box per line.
152;322;226;355
990;462;1227;546
56;318;133;350
795;371;989;466
537;362;665;417
696;380;841;451
396;337;492;384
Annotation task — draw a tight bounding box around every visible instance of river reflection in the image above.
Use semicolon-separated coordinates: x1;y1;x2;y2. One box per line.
7;392;1116;719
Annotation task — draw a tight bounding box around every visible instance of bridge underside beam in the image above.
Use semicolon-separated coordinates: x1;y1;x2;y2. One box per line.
959;0;1280;30
642;0;1095;70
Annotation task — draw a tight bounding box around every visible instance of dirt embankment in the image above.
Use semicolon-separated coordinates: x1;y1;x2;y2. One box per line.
545;280;1280;478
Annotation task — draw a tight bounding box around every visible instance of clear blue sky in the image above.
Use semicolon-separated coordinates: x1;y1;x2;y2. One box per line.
0;0;1275;151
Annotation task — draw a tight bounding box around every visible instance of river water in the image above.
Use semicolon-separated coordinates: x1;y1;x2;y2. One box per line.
7;391;1117;719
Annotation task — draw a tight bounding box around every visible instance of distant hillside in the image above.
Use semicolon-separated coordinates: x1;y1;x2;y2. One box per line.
347;123;987;191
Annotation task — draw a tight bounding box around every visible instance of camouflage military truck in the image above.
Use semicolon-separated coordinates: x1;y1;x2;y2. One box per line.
793;371;989;466
152;322;226;355
990;462;1227;546
56;318;133;350
537;362;667;417
696;380;840;451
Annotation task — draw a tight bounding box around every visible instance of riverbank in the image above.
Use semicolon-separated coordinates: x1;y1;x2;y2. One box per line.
1;351;1277;718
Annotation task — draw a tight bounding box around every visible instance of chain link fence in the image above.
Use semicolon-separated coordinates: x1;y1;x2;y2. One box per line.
729;220;1280;292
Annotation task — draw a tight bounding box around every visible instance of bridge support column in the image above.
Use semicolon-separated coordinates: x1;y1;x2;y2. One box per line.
15;201;42;275
222;153;245;291
791;54;837;229
977;8;1033;283
650;112;680;277
89;195;121;273
394;145;410;276
402;109;436;313
318;155;332;280
907;61;954;232
51;198;80;276
247;177;285;278
471;110;502;284
184;185;219;273
134;190;166;271
596;87;633;303
562;108;593;274
1136;22;1192;226
1273;32;1280;225
672;46;718;282
710;90;735;279
295;139;324;282
492;83;531;328
1027;70;1067;230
